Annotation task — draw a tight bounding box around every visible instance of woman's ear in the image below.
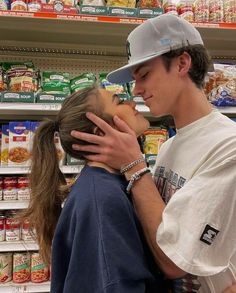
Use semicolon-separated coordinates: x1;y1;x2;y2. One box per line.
93;126;105;137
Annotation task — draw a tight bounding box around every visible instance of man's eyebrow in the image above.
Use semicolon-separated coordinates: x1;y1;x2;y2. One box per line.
132;65;144;79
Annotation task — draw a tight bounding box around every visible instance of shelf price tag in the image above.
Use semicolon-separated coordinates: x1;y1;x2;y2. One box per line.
12;286;25;293
41;104;61;111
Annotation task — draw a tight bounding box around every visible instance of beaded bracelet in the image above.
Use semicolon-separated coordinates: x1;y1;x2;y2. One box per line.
120;157;145;174
126;167;150;193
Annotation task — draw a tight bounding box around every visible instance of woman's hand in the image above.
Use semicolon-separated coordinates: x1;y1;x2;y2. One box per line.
71;113;143;170
223;284;236;293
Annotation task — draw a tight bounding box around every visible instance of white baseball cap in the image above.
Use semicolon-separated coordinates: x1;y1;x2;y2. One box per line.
107;14;204;84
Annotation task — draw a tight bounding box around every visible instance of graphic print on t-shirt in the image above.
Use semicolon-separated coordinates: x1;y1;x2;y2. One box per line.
154;166;186;204
153;165;201;293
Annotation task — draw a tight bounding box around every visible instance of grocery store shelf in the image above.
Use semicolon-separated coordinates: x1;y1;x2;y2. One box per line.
0;166;30;174
60;165;84;174
0;281;50;293
0;165;83;175
0;241;38;252
0;11;235;58
217;107;236;115
0;102;61;119
0;200;29;210
0;102;235;120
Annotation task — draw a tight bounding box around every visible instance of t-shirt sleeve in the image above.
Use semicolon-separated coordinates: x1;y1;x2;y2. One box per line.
156;157;236;276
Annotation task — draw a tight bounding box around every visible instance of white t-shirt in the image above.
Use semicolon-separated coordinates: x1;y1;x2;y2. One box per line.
153;110;236;293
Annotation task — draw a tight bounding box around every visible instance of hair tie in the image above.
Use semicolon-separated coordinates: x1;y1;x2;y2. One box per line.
54;120;59;132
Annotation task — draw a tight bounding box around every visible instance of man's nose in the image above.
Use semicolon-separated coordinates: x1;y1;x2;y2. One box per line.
133;82;144;97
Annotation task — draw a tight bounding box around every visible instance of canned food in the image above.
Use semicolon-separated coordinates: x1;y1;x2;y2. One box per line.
21;219;34;241
5;213;21;242
0;253;13;283
3;177;17;200
31;252;50;283
0;215;5;242
13;252;31;283
17;177;30;200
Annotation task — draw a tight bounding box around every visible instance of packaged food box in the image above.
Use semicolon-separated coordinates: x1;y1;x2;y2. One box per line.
1;125;9;166
8;121;31;166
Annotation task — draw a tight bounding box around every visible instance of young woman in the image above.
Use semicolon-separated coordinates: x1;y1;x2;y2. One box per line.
21;86;169;292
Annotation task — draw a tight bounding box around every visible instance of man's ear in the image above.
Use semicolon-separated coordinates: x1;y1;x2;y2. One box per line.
178;52;191;76
93;126;105;136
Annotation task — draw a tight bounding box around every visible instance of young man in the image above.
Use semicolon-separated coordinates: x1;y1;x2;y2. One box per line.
71;14;236;292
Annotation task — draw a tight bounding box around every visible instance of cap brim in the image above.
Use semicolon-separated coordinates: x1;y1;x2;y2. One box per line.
107;53;163;84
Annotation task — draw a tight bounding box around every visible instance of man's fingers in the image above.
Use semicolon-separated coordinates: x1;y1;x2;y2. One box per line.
86;112;114;134
113;115;135;135
72;143;101;154
71;130;104;145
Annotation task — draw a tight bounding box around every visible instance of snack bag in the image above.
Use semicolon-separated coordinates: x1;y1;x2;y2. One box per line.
3;62;36;92
138;0;161;8
42;72;70;95
70;73;96;93
208;64;236;107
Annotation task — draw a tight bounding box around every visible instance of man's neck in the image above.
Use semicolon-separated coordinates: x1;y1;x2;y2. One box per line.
173;85;213;129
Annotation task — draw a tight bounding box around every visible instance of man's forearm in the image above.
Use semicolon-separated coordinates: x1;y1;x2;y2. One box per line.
131;172;186;279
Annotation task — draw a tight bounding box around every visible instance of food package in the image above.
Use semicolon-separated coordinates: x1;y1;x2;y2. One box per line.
178;0;194;22
82;0;105;5
138;0;161;9
70;73;96;93
42;72;70;95
193;0;209;22
209;0;223;23
207;64;236;107
48;0;75;6
3;62;37;92
143;127;169;155
224;0;236;23
106;0;135;8
163;0;178;15
0;0;10;10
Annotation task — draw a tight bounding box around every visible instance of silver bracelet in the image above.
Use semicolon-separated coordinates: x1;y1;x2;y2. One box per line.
126;167;150;193
120;157;145;174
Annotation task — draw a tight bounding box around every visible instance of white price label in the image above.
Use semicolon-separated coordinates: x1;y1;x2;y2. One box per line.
12;286;24;293
41;104;61;111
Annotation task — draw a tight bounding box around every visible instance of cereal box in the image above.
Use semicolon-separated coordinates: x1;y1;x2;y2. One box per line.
8;122;31;166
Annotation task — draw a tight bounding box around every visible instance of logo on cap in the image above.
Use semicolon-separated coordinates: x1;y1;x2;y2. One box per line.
126;40;131;61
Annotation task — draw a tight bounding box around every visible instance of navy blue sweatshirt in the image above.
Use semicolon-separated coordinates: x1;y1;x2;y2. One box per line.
51;165;169;293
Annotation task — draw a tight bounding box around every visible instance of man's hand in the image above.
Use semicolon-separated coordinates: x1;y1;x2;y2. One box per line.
224;284;236;293
71;112;143;170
